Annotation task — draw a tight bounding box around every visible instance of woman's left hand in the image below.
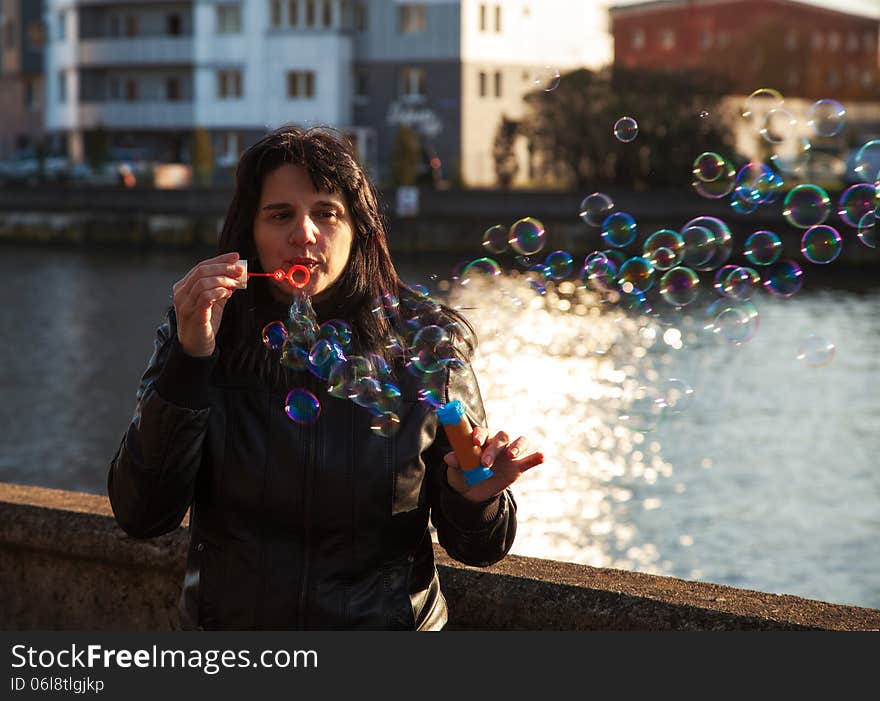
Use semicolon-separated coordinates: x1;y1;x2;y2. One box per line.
444;427;544;503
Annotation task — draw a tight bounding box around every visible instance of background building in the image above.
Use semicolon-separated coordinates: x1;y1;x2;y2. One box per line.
42;0;611;186
0;0;46;158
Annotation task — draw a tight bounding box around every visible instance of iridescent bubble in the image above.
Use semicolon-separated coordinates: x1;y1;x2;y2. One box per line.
741;88;784;123
370;411;402;438
411;324;452;374
783;184;831;228
730;187;760;215
699;110;709;119
327;355;374;399
854;140;880;182
482;224;509;254
617;256;655;293
524;263;550;295
418;388;443;408
581;254;617;292
261;321;288;350
771;135;811;175
544;250;574;280
459;257;502;286
284;388;321;424
703;298;760;345
659;266;700;307
371;293;399;321
807;99;846;137
796;335;836;368
801;225;842;264
601;212;637;248
692;160;736;199
680;217;732;270
760;108;797;145
663;378;695;413
692;152;727;182
715;266;760;300
534;66;561;91
643;229;684;271
857;212;877;248
280;339;309;371
680;225;716;268
508;217;546;256
838;184;877;228
617;289;653;315
579;192;614;226
744;230;782;266
618;385;665;433
763;259;803;297
613;116;639;143
308;339;346;380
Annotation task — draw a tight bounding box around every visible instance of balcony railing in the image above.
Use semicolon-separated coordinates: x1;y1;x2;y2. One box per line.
78;100;195;128
77;37;194;66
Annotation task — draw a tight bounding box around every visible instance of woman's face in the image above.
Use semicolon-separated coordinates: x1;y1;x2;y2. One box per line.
253;163;355;304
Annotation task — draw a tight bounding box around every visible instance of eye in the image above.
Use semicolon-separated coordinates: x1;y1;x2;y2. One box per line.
271;211;291;221
316;209;338;220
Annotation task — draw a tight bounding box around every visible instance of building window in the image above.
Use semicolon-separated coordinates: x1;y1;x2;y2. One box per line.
495;5;501;32
57;11;66;41
167;77;181;101
631;28;644;49
847;32;859;51
480;4;487;31
494;71;502;97
862;70;875;87
270;0;282;28
109;14;120;37
811;31;823;50
58;71;66;103
217;69;243;98
322;0;332;27
109;76;120;100
125;15;138;37
355;69;368;100
846;64;857;83
784;30;797;50
399;4;426;34
660;28;676;50
24;80;33;110
217;5;242;33
479;70;487;97
125;79;138;101
288;0;299;26
287;71;315;98
698;30;713;50
167;13;182;36
400;67;426;99
864;32;875;51
717;30;730;48
828;32;840;51
306;0;316;27
354;2;367;31
826;69;840;88
787;70;799;88
4;18;15;49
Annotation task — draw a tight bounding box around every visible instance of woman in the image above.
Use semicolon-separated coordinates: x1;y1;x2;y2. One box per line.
108;125;543;630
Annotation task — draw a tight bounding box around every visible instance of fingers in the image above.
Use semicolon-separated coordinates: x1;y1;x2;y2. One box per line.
479;430;510;467
506;435;528;459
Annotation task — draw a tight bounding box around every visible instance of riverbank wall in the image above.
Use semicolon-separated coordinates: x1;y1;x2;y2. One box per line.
2;481;878;631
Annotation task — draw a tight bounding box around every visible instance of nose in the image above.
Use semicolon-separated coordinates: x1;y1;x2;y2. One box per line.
287;214;319;246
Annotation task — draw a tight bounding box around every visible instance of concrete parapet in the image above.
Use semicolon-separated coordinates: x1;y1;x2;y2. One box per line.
1;481;878;631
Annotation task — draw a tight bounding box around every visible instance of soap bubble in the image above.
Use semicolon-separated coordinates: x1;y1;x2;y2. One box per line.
783;184;831;228
692;152;727;182
534;66;561;91
524;263;550;295
680;225;716;268
854;140;880;182
579;192;614;226
763;259;803;298
801;225;842;264
796;335;836;368
741;88;784;124
838;184;877;228
857;212;876;248
618;256;655;294
613;116;639;143
280;339;309;371
715;265;760;300
807;99;846;137
482;224;509;254
760;108;797;145
663;378;695;413
262;321;288;350
744;230;782;266
704;298;760;345
284;388;321;424
659;266;700;307
508;217;546;256
459;257;502;286
680;217;732;270
643;229;684;270
371;411;402;438
544;250;574;280
771;135;811;175
601;212;638;248
618;385;666;432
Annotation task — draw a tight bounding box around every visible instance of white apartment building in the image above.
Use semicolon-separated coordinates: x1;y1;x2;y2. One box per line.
43;0;610;186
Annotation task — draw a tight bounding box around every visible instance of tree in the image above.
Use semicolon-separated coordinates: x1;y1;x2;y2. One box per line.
390;125;422;187
191;125;214;186
521;66;735;190
493;116;519;189
84;123;110;172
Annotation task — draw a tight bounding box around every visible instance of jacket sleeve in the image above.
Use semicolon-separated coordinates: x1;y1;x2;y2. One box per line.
427;361;518;567
107;312;217;539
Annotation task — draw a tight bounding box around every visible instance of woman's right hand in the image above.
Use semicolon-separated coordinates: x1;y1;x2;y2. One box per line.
172;251;244;357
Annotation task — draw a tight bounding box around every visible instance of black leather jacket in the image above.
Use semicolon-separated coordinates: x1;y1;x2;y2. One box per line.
108;313;517;630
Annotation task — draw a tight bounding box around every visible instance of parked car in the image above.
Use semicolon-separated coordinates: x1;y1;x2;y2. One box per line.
0;149;71;186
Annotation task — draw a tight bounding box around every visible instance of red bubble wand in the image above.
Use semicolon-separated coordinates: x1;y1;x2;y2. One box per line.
236;261;311;289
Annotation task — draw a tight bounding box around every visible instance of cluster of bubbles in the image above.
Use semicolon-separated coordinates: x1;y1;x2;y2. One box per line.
260;288;470;435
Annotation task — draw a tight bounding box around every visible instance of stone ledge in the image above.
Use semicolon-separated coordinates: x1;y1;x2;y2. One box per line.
2;482;878;631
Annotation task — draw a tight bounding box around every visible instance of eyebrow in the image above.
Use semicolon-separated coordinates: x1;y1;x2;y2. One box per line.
261;199;345;211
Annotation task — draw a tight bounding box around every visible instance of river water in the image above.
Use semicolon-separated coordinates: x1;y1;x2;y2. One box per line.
1;243;878;610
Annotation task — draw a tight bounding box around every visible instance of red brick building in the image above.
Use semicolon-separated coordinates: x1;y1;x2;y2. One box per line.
609;0;880;102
